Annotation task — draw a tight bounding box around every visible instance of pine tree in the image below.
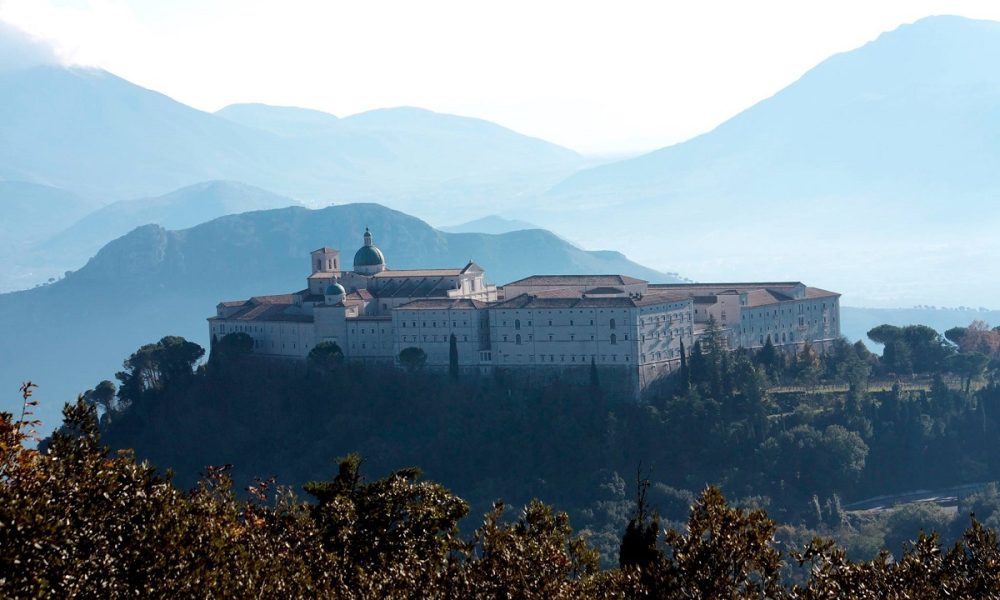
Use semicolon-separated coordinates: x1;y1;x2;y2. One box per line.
758;335;779;381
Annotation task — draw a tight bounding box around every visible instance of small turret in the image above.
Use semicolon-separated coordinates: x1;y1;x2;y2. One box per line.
325;282;346;305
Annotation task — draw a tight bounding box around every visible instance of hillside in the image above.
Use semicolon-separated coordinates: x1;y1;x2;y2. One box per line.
539;15;1000;309
439;215;540;234
0;181;98;244
0;202;677;428
0;181;101;292
35;181;300;274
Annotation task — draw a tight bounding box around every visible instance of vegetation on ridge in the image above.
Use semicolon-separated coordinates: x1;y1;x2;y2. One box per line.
5;386;1000;597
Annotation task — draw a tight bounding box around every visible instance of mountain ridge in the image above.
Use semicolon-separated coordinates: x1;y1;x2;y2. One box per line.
534;14;1000;309
0;62;583;211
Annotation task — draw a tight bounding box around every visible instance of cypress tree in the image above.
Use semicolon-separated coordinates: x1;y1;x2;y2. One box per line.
448;333;459;380
589;356;600;389
679;340;690;389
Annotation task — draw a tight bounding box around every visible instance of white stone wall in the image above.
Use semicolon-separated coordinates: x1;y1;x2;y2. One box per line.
637;301;694;365
210;319;315;358
738;296;840;349
392;308;486;366
313;304;349;350
346;318;394;360
488;306;637;367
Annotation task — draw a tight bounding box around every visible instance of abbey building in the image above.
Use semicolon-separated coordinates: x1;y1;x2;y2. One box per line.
209;229;841;394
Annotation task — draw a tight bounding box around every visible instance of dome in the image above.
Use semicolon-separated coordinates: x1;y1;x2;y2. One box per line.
353;245;385;267
353;227;386;271
325;283;346;296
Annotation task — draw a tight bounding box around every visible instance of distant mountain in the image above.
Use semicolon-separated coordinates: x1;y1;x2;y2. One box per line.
36;181;300;270
339;107;577;178
0;66;283;200
440;215;540;235
0;202;678;429
540;15;1000;309
0;63;582;210
215;103;341;137
0;181;101;293
0;181;98;244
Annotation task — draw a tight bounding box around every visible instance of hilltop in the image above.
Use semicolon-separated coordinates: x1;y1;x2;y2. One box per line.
0;202;677;428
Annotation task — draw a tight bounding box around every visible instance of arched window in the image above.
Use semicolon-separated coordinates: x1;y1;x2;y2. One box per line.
610;318;616;330
515;334;522;345
315;259;322;271
515;319;521;330
610;334;617;345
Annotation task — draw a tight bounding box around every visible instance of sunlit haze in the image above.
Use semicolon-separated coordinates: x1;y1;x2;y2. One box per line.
3;0;1000;154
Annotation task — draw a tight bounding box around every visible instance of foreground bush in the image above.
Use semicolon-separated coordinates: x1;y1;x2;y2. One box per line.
3;392;1000;598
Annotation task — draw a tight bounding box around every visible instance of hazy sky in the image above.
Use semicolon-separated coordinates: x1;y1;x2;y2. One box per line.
3;0;1000;154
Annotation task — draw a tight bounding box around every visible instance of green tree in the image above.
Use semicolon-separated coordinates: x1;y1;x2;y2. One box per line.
458;499;605;599
945;326;969;347
449;333;459;380
883;503;953;558
883;340;913;376
867;324;903;346
304;454;469;595
308;341;344;371
947;352;990;392
756;335;781;382
619;472;661;570
82;379;117;423
115;336;204;405
210;332;254;364
678;340;690;390
589;356;601;390
795;343;822;387
398;346;428;372
647;487;783;599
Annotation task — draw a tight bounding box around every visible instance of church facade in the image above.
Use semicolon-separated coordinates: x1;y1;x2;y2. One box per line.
209;229;841;394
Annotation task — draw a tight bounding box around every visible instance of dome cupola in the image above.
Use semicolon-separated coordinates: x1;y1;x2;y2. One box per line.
324;282;346;305
353;227;386;274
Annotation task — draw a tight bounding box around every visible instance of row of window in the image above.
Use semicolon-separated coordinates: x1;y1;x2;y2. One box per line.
505;318;617;329
352;342;391;351
502;353;629;363
640;349;678;362
215;323;304;337
398;335;471;343
639;313;690;327
501;333;624;344
253;339;307;352
401;320;473;328
640;328;690;342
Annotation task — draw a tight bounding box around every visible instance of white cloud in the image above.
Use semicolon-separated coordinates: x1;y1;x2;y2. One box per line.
0;19;61;70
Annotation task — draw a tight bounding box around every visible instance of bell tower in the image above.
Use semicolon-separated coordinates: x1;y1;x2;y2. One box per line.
310;247;341;274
